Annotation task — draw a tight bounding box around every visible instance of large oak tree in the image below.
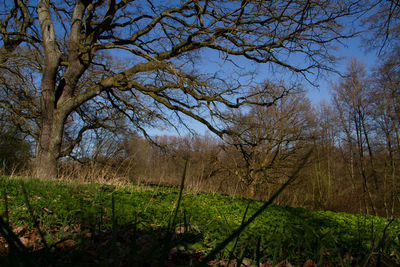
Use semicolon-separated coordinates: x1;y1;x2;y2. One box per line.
1;0;363;179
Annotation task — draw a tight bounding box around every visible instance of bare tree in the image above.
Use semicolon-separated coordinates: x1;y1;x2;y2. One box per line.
332;59;379;215
364;0;400;52
0;0;364;179
311;102;341;208
222;82;315;198
371;50;400;217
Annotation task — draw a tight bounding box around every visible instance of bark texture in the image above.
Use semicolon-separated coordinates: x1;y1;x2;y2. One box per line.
36;0;62;179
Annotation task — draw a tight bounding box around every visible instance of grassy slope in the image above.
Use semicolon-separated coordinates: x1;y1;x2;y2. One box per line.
0;176;399;265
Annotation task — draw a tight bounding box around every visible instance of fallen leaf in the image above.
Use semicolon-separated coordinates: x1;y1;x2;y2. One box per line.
303;259;317;267
64;239;76;247
175;226;186;234
14;225;27;236
242;258;252;266
42;207;53;214
275;260;293;267
19;237;29;247
56;239;76;249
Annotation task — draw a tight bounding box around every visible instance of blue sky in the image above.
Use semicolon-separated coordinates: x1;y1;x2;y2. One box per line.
307;36;377;105
195;33;378;106
148;35;379;137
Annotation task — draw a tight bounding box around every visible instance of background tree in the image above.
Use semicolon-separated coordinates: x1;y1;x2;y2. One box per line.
365;0;400;52
0;0;364;179
308;102;341;209
315;58;400;216
0;125;32;174
332;59;379;214
222;82;315;198
370;51;400;217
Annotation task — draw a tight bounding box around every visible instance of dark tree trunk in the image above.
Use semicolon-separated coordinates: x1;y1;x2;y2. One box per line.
35;111;65;179
35;0;62;179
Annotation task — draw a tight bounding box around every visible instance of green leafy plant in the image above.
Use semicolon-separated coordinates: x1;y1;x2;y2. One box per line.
0;169;399;266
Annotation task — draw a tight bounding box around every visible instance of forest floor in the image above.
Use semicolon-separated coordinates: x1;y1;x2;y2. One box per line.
0;176;399;266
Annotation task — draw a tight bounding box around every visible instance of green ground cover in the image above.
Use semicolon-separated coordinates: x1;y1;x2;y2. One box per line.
0;176;399;266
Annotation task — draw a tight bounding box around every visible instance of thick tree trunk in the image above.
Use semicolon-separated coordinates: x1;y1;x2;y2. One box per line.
34;0;62;179
35;146;58;180
35;112;65;179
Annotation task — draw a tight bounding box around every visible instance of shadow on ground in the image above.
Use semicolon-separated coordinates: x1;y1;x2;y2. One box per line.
0;222;203;266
